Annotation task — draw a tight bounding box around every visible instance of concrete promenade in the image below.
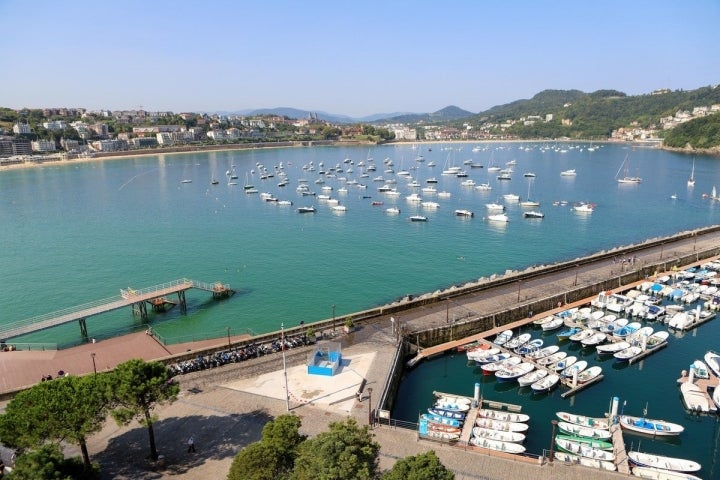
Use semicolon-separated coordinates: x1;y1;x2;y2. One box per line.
1;229;719;479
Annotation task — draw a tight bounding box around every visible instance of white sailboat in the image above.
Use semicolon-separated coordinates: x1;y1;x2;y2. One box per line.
687;158;695;187
616;154;642;184
520;178;540;207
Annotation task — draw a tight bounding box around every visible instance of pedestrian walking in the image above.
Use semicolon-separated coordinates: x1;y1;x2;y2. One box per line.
187;436;196;453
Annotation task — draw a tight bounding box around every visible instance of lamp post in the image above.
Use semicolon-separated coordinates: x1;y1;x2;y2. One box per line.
226;326;231;349
332;304;336;332
281;323;290;411
574;264;579;286
91;353;97;375
367;388;373;427
548;419;558;464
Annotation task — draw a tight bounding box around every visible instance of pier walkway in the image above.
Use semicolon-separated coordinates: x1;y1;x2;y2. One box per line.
0;279;234;341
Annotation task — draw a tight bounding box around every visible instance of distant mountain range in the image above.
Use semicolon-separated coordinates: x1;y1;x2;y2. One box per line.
212;105;476;124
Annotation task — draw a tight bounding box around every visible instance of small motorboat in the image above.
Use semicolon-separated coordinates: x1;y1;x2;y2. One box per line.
619;413;684;436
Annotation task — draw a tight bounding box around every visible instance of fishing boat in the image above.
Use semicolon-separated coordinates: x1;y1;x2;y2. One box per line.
560;360;588;378
555;434;613;450
515;338;543;355
556;326;580;340
477;408;529;423
482;355;521;375
540;316;564;331
474;417;529;432
554;451;616;471
645;331;669;349
469;436;526;454
553;355;577;372
628;450;701;473
556;411;610;430
556;421;612;440
555;437;615;462
613;346;643;362
619;411;684;436
471;426;525;443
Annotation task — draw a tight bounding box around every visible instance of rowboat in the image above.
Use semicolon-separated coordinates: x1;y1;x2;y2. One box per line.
555;437;615;461
493;329;513;346
537;351;566;366
505;333;531;350
525;344;560;361
540;316;564;331
421;413;462;428
555;434;612;450
482;355;521;375
467;347;500;362
495;362;535;382
435;396;471;412
576;365;603;384
596;341;630;354
628;450;701;472
423;430;460;441
427;407;466;420
532;314;556;327
556;411;610;430
630;466;702;479
426;422;462;435
471;426;525;443
556;421;612;440
614;346;643;362
515;338;543;355
477;408;529;423
581;331;607;347
530;373;560;394
555;356;579;373
619;414;684;436
470;436;526;454
517;368;548;387
554;451;616;471
475;417;529;432
569;328;595;343
556;327;580;341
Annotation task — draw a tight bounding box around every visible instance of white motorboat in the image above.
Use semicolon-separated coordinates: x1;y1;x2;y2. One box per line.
482;355;521;375
515;338;543;355
540;316;564;331
704;350;720;377
576;365;603;384
560;169;577;176
581;331;607;347
572;202;594;213
569;328;595;343
553;355;577;372
537;351;567;367
487;213;509;222
466;347;500;362
645;331;669;349
454;209;474;217
471;426;525;443
689;359;709;379
628;450;701;472
385;206;401;215
680;382;710;413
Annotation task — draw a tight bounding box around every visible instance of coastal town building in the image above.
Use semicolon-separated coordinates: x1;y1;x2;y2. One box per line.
31;139;56;152
12;123;31;135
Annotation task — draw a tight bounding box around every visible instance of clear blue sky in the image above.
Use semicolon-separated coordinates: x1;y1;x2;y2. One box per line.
1;0;718;118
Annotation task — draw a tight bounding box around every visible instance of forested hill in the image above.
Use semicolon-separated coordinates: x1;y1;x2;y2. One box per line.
663;113;720;151
472;85;720;142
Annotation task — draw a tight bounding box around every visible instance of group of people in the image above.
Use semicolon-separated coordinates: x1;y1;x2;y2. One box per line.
40;370;68;382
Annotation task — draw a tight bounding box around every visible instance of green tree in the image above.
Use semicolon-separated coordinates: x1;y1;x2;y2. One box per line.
109;359;179;460
0;374;110;469
7;444;99;480
290;418;379;480
382;451;454;480
227;414;306;480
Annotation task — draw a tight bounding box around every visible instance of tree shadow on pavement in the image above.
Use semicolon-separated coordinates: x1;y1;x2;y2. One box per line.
94;409;272;480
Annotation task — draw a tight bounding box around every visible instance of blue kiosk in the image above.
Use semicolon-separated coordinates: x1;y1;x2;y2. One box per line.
307;342;342;376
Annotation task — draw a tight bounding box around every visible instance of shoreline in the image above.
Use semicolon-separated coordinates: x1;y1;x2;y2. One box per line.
0;137;660;173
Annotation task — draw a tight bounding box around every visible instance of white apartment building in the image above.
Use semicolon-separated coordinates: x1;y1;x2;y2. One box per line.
43;120;67;131
31;139;56;152
13;123;31;134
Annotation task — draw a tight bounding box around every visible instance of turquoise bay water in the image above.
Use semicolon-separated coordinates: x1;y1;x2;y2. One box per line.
1;142;718;345
2;142;720;476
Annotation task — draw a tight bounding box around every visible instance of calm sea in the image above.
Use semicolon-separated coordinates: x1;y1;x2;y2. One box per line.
2;142;720;475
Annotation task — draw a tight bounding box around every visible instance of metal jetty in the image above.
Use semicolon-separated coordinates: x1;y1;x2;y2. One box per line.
0;278;234;341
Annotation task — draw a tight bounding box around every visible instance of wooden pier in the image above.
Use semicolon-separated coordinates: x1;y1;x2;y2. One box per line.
610;423;630;475
0;278;235;342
